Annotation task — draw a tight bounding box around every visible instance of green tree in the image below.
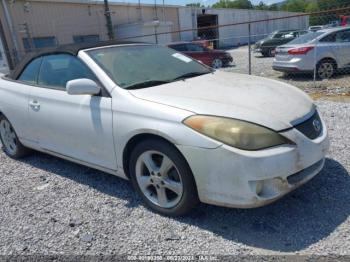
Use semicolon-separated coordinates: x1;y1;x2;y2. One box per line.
255;1;269;10
281;0;308;12
268;3;279;11
186;3;204;7
305;1;320;25
212;0;254;9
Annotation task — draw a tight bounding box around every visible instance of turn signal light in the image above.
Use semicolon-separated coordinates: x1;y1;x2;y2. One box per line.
288;46;314;55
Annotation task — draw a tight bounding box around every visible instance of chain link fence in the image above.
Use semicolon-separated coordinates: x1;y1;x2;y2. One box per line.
1;5;350;95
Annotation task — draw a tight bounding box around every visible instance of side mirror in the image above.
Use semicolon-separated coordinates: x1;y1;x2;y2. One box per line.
66;78;101;96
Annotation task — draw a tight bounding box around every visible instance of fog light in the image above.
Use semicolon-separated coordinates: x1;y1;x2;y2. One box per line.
256;181;263;195
249;180;264;196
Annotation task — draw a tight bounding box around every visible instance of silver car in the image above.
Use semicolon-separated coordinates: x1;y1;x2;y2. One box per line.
273;26;350;79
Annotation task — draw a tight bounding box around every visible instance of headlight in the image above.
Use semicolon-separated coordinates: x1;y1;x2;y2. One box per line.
183;115;293;150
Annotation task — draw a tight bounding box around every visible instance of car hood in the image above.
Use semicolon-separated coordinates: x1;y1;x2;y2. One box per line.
129;71;314;131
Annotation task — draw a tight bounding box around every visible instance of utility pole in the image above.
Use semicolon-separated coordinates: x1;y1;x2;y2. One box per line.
103;0;114;40
154;0;158;20
137;0;142;21
19;22;34;51
1;0;20;63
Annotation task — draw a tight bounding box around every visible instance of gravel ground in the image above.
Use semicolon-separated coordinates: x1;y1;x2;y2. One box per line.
0;99;349;257
224;46;350;94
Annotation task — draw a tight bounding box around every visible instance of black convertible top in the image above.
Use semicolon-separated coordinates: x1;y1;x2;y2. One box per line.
9;40;142;80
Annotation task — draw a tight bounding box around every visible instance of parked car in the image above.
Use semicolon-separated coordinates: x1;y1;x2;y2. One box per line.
273;27;350;79
309;25;324;31
0;42;329;216
254;30;309;57
192;38;212;49
167;42;233;68
340;15;350;26
325;16;350;28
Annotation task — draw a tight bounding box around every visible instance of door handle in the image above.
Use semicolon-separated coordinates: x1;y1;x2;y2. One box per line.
29;100;40;110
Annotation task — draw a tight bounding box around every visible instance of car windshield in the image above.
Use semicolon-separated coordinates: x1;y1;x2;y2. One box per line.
288;31;324;44
268;31;282;38
87;45;211;89
268;31;292;39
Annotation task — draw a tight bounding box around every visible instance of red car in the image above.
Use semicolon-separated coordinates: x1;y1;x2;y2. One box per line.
167;42;233;69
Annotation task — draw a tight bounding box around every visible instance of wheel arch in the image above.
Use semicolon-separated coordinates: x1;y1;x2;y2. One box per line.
317;57;338;69
122;133;191;180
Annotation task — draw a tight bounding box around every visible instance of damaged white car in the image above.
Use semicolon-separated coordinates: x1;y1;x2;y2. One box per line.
0;42;329;216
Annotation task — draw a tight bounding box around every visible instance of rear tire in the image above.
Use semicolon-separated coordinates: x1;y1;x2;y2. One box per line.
261;51;269;57
316;59;336;79
0;115;30;159
262;48;274;57
268;48;275;57
211;58;223;69
129;139;199;216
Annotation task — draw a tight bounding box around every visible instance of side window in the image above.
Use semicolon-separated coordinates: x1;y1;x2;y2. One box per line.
320;33;336;43
187;44;205;52
38;54;97;90
335;30;350;43
170;44;187;52
17;57;42;84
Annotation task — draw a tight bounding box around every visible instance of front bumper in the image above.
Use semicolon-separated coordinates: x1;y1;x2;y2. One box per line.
253;48;262;53
177;116;329;208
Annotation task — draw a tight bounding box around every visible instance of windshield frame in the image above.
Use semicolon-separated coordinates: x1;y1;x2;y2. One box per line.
84;43;213;90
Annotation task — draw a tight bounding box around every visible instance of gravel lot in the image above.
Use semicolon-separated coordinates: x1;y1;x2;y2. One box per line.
0;99;349;257
224;46;350;94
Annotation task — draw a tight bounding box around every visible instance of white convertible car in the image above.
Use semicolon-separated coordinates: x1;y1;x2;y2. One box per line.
0;42;329;216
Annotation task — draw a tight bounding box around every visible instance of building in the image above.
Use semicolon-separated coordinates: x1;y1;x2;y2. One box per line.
0;0;309;71
0;0;182;69
179;7;309;48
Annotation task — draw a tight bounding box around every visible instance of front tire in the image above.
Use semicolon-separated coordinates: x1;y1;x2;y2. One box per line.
129;139;199;216
0;116;30;159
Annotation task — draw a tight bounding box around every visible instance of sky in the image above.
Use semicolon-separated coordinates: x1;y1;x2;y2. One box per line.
110;0;282;7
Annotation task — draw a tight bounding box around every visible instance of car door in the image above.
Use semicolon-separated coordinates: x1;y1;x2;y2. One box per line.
0;58;42;143
334;29;350;68
27;53;117;170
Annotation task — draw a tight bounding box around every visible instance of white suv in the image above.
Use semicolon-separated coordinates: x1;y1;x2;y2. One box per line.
273;27;350;79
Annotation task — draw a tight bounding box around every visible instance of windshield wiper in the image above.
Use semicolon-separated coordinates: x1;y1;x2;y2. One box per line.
125;80;171;90
171;71;211;81
124;72;211;90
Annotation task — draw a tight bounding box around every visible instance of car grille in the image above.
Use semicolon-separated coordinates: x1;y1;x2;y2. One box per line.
294;111;323;140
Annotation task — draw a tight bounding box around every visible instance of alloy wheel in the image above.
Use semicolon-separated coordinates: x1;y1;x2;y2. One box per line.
317;62;334;79
212;59;223;69
0;119;18;155
135;150;184;209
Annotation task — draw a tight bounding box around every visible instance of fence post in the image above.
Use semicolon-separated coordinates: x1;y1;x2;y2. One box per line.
313;42;317;87
248;23;252;75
